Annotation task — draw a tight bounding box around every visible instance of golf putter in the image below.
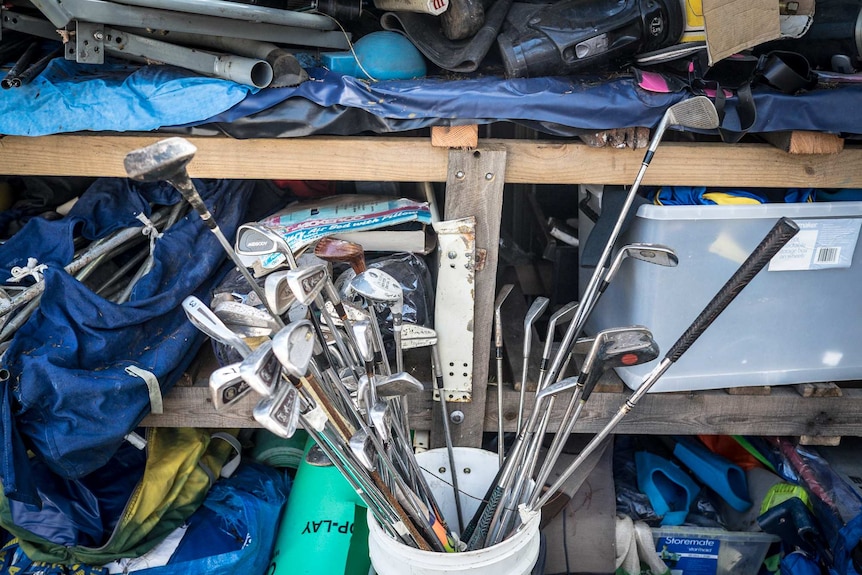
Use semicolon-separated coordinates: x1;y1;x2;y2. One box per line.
124;138;283;328
493;283;514;465
518;296;549;431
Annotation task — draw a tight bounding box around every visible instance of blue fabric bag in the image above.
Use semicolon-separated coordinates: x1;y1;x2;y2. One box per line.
0;177;255;506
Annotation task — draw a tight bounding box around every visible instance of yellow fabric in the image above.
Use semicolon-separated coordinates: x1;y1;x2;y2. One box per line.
701;192;763;205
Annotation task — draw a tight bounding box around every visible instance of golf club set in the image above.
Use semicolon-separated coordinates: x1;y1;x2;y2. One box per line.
121;91;801;557
454;95;804;552
123;136;468;554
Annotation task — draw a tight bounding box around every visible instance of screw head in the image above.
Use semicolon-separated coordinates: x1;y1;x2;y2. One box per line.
450;410;465;424
455;170;465;179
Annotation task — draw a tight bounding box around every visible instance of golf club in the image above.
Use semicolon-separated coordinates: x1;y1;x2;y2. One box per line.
183;295;252;358
518;296;549;431
493;283;514;465
238;338;283;397
350;268;405;372
124;138;284;327
209;363;252;411
253;381;301;438
529;217;800;514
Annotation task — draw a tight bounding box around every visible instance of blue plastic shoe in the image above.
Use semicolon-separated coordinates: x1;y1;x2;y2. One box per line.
635;450;700;526
671;436;752;512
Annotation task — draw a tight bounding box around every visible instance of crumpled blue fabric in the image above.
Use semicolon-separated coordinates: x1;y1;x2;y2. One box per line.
0;58;255;136
0;177;254;505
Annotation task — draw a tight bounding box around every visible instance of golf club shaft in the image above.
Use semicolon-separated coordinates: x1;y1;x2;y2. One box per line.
431;342;466;533
532;216;800;511
167;172;285;328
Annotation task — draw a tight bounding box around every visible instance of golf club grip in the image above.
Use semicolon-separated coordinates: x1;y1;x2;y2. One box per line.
666;217;799;363
464;485;504;550
175;179;217;230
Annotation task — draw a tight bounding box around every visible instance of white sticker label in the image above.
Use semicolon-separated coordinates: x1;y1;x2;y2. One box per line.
769;218;861;271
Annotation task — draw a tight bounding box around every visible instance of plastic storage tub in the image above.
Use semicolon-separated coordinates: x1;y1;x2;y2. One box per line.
585;201;862;392
651;526;778;575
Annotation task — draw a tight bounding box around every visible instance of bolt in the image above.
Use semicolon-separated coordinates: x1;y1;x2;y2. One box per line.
450;410;465;424
439;466;447;474
93;30;104;40
485;172;494;181
447;251;457;260
455;170;465;180
463;467;471;474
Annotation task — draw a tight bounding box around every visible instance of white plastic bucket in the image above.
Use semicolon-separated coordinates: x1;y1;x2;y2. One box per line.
367;447;541;575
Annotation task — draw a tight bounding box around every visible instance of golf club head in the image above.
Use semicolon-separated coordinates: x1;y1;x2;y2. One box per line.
264;270;298;316
375;371;424;398
286;263;329;306
606;243;679;282
272;319;316;378
494;283;515;347
324;299;368;327
305;443;334;467
535;375;580;402
313;236;367;274
209;363;251;411
238;339;282;396
542;301;580;362
581;325;659;400
253;383;301;439
224;323;273;338
352;319;375;364
235;223;287;257
523;296;550;356
183;296;252;358
666;95;720;130
349;268;404;315
213;299;281;331
123;137;196;182
400;323;438;350
369;400;392;443
348;429;377;471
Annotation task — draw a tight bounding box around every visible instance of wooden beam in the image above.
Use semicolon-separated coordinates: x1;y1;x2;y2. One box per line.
431;125;478;149
3;136;862;187
762;131;844;155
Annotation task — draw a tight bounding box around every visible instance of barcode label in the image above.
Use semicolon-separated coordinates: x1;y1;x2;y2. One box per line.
816;246;840;263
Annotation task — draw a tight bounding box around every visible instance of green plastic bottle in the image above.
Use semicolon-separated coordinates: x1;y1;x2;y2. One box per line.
269;436;370;575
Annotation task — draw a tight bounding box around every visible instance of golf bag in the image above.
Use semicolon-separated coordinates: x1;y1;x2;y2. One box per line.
0;177;255;505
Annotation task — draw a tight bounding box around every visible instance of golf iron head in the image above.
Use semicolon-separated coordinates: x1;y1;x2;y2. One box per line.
253;382;301;439
272;319;316;378
209;363;252;411
238;339;282;397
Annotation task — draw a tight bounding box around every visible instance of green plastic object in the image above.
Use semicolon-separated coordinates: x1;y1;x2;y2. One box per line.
270;436;369;575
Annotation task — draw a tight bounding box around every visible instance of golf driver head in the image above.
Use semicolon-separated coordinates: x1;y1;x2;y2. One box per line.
209;363;251;410
253;382;301;439
272;319;316;379
264;270;298;316
286;263;329;306
375;371;424;398
123;137;197;182
183;296;252;358
349;268;404;316
238;339;282;397
313;236;367;274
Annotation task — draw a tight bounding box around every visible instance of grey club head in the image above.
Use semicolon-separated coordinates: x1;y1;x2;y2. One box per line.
368;399;392;443
238;339;282;397
352;319;376;365
235;222;298;268
541;301;580;364
209;363;251;411
183;296;252;358
264;270;298;316
253;383;301;439
375;371;424;398
286;263;329;306
349;268;404;317
214;300;281;332
604;244;678;286
650;96;720;156
493;284;515;348
348;429;377;471
305;444;334;467
523;296;550;359
272;320;316;378
400;323;437;350
123;137;196;182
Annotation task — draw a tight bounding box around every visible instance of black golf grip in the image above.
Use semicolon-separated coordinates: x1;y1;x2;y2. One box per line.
666;217;799;363
175;178;218;231
464;485;503;550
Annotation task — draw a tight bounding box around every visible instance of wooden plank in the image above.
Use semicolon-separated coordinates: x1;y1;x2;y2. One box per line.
799;435;842;446
794;382;843;397
431;125;478;149
431;145;506;448
4;136;862;187
762;131;844;155
726;386;772;395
